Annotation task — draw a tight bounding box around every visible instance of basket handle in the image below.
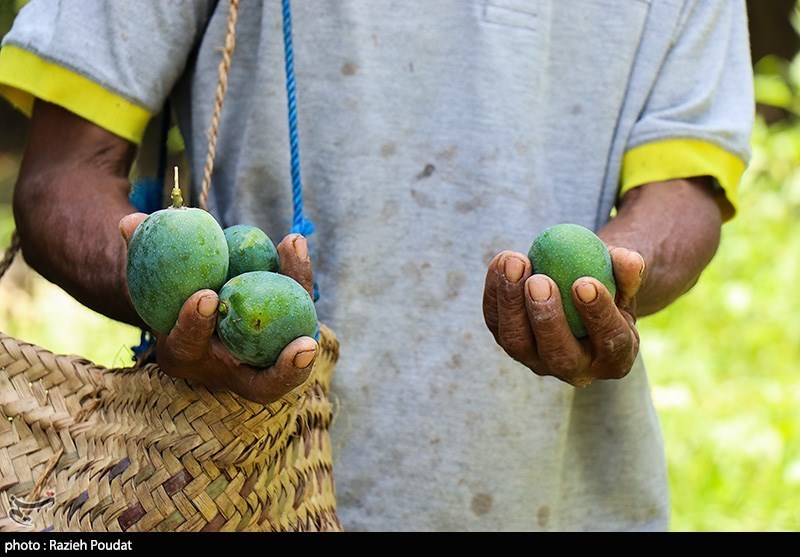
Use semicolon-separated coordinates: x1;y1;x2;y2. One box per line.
198;0;241;212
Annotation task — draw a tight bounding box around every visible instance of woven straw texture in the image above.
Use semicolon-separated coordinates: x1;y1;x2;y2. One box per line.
0;322;342;532
0;0;341;532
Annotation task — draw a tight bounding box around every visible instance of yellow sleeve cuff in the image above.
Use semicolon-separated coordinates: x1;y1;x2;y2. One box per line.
0;45;152;144
620;139;747;221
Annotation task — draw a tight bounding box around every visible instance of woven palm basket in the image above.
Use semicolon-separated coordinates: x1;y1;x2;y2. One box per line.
0;313;342;532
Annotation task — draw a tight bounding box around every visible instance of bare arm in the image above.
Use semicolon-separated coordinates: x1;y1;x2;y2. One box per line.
13;99;143;326
597;176;723;317
13;100;318;404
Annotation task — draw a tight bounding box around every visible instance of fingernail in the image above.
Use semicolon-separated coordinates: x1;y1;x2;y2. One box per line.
504;257;525;283
293;348;316;369
528;277;551;302
576;281;598;303
198;295;218;317
294;236;309;260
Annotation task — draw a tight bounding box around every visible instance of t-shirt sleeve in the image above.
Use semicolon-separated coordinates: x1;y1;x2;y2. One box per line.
0;0;215;145
620;0;754;219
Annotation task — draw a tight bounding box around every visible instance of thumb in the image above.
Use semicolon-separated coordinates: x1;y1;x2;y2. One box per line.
609;246;646;311
165;289;219;361
119;213;148;246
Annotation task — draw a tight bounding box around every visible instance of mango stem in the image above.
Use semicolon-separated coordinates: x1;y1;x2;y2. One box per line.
170;166;184;208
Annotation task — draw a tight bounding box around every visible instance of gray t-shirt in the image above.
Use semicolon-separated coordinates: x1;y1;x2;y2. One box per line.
1;0;753;531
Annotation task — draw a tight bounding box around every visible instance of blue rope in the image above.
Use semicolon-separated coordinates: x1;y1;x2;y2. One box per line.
282;0;314;238
132;330;156;365
281;0;319;301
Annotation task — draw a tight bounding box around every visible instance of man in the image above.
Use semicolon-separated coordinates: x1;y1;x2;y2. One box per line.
0;1;753;531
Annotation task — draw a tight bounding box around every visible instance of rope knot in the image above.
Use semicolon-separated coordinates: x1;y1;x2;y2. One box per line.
291;217;315;237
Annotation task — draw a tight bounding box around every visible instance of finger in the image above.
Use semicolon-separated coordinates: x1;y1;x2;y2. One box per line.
231;336;318;405
572;278;638;379
495;252;536;363
525;275;586;383
609;246;645;312
119;212;148;246
164;289;219;362
277;234;314;298
482;252;504;340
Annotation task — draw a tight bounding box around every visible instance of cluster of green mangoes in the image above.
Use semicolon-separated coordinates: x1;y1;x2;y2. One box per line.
125;193;317;368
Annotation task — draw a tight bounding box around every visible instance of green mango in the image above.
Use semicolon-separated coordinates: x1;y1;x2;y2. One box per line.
527;223;616;338
126;204;229;334
223;224;280;281
216;271;318;368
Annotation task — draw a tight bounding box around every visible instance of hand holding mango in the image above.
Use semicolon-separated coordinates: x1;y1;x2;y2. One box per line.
482;222;644;387
217;224;316;369
122;172;318;402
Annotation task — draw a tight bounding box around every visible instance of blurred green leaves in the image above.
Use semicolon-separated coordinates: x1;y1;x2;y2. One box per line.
0;0;28;38
640;42;800;531
754;55;796;111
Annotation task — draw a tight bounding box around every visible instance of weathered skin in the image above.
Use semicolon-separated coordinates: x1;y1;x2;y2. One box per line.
217;271;318;368
126;207;229;334
224;224;280;281
528;223;616;338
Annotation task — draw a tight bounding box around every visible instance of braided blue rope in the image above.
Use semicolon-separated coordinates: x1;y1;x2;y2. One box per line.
282;0;319;301
282;0;314;238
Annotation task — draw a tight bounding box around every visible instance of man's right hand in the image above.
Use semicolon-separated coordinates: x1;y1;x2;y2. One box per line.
120;213;318;405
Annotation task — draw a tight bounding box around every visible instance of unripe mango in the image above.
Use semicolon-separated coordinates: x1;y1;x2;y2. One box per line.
216;271;318;368
527;223;616;338
126;190;229;334
223;224;280;281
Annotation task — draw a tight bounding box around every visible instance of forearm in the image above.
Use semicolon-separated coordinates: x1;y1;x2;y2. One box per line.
598;177;723;317
13;100;145;327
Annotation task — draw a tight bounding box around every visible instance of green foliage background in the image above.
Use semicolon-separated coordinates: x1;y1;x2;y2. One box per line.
1;1;799;532
636;49;800;531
